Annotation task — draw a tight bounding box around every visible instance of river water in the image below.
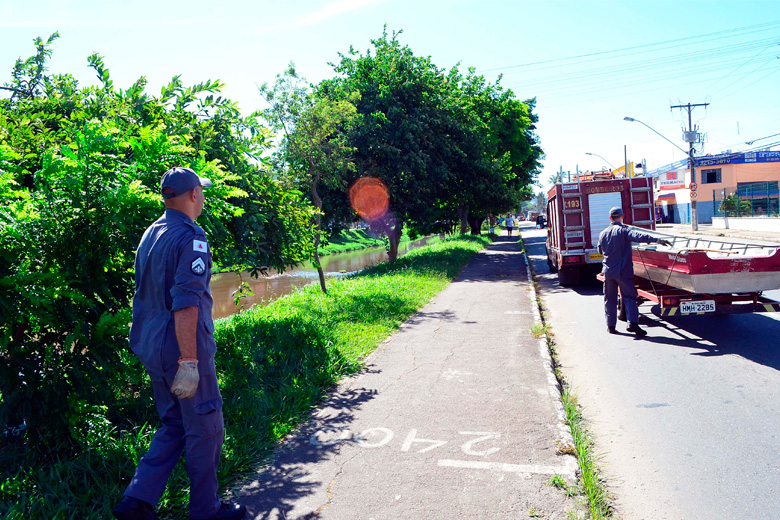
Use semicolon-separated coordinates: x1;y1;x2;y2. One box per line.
210;237;438;319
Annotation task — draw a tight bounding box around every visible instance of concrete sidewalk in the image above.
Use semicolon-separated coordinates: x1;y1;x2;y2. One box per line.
240;237;579;520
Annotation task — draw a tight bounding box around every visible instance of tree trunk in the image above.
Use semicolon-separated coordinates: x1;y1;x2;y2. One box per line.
467;213;483;235
311;177;327;294
387;222;404;262
457;205;469;235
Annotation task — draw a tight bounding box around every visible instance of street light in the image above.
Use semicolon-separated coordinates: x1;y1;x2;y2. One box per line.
745;131;780;145
585;152;615;169
623;117;687;154
624;116;698;231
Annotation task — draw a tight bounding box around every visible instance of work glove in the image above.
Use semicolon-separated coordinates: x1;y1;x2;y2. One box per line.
658;239;673;247
171;359;199;399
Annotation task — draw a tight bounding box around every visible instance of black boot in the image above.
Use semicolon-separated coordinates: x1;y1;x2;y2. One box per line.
626;322;647;337
607;326;617;334
112;496;157;520
192;501;247;520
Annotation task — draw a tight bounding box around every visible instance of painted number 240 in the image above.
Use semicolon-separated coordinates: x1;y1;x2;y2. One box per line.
311;427;501;457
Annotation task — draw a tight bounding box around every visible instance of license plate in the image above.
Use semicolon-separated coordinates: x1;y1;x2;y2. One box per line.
588;253;604;260
680;300;716;314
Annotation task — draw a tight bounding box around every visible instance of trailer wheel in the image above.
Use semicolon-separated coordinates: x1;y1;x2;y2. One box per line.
545;246;558;273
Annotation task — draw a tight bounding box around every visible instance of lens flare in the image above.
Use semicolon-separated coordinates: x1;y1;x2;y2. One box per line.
349;177;390;222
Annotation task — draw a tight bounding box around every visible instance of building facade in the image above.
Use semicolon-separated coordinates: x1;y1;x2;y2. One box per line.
648;151;780;224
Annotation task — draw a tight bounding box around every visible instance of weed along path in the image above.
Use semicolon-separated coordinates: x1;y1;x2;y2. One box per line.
241;236;580;520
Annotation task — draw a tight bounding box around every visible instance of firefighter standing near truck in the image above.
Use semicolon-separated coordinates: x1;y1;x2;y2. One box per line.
598;207;672;337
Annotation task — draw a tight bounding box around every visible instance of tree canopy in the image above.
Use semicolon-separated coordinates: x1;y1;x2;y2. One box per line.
319;29;542;252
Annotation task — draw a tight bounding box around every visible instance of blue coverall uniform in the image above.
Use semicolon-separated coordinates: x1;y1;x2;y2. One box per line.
597;222;659;328
124;209;223;519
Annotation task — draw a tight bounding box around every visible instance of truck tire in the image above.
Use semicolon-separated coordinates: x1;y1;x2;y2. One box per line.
545;246;558;273
558;267;579;286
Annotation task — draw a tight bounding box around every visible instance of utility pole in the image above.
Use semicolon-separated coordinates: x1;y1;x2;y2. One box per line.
670;102;709;231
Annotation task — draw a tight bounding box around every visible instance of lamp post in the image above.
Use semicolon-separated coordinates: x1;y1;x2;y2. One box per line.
585;152;615;169
623;117;697;230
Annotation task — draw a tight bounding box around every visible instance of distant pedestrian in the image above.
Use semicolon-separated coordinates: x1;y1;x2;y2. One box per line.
112;167;246;520
597;207;671;337
505;214;515;236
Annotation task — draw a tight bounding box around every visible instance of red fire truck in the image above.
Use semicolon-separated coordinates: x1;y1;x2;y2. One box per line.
545;172;655;285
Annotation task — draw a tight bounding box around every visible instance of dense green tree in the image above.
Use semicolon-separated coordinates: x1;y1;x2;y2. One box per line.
0;34;315;451
321;29;465;260
321;29;542;254
446;69;542;234
260;65;359;293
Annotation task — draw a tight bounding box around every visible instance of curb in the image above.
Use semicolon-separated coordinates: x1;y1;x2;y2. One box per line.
521;245;578;480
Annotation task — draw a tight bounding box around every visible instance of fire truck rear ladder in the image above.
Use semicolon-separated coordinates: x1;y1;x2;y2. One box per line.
630;177;654;226
562;185;586;249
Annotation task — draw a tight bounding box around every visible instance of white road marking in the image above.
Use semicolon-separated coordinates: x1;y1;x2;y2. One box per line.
309;427;352;446
354;427;394;448
459;431;501;456
401;429;448;453
437;459;572;477
441;369;474;380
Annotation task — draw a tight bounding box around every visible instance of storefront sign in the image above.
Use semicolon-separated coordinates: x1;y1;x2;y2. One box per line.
650;152;780;176
658;169;686;190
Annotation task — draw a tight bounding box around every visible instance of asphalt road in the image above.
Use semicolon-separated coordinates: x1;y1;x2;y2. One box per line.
520;223;780;520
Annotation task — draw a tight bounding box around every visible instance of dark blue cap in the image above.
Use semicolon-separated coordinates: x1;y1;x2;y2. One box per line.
609;206;624;218
160;167;212;199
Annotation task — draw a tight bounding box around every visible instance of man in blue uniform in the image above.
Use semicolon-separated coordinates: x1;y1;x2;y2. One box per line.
112;168;246;520
598;207;672;337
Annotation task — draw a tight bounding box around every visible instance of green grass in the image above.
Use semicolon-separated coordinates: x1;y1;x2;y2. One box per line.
319;227;411;255
530;321;551;339
1;234;490;520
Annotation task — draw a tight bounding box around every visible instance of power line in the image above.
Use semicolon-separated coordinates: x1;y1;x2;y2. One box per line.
703;41;779;92
533;62;780;109
716;58;780;100
479;20;780;73
497;34;778;80
711;52;779;97
508;60;780;104
499;38;779;91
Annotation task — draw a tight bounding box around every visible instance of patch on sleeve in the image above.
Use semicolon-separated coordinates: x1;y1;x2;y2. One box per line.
193;239;208;253
191;257;206;275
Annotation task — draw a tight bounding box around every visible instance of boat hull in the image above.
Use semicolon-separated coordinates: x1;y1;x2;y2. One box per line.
632;246;780;294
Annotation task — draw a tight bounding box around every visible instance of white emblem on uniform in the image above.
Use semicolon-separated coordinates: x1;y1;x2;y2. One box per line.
193;239;208;253
191;257;206;275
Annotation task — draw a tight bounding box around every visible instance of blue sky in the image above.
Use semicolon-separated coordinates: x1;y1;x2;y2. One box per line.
2;0;779;193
